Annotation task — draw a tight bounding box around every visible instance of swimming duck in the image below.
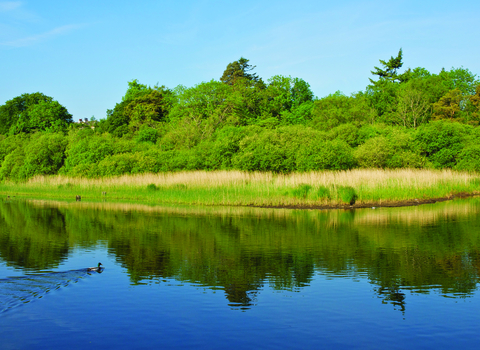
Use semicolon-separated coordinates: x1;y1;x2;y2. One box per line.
87;262;103;272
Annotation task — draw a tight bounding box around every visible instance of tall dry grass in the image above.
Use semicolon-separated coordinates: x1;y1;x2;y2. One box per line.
25;169;475;188
1;169;479;207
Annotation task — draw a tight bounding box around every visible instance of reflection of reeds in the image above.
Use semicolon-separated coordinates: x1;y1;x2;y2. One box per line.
27;195;480;228
2;169;479;207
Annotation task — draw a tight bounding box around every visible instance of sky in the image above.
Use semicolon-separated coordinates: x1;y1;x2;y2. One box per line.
1;0;479;122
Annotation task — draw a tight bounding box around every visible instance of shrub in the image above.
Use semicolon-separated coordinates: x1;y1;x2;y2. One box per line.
336;186;357;205
415;120;471;168
0;147;26;181
146;183;158;191
314;186;331;200
63;133;116;174
22;133;68;178
136;126;158;144
203;126;261;170
297;139;356;171
232;126;323;172
354;136;390;168
291;184;312;198
327;123;360;147
455;145;480;172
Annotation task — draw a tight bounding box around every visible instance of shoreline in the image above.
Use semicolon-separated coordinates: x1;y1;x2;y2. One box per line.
2;191;478;211
1;169;479;209
249;192;477;210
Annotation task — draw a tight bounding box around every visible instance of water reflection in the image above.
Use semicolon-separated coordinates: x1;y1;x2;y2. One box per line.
1;198;480;311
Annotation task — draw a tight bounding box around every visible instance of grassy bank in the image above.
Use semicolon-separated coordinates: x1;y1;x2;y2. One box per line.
1;169;479;208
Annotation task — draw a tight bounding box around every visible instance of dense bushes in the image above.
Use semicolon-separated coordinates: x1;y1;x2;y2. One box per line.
0;133;67;180
414;120;470;168
1;119;480;181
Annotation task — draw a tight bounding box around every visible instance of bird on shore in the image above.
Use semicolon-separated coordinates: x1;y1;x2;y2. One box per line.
87;262;103;272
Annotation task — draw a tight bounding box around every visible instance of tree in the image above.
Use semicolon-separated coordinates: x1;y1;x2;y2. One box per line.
22;133;68;178
311;92;375;129
220;57;263;86
0;93;72;135
367;49;412;122
262;75;314;125
469;85;480;122
439;67;479;96
369;49;410;84
432;89;463;120
395;84;430;128
99;80;170;137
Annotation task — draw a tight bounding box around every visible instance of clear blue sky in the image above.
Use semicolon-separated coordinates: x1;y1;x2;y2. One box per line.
1;0;479;121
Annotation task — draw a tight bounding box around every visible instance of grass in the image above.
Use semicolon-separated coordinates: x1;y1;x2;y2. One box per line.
1;169;479;208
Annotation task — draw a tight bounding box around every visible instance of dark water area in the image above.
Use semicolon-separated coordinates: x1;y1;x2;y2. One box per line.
1;198;480;349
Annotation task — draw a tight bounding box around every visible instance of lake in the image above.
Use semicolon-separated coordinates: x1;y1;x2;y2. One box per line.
1;197;480;349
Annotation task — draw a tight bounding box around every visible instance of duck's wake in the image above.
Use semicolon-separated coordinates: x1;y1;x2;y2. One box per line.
0;268;103;313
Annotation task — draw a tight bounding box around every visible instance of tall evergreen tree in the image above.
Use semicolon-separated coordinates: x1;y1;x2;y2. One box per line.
220;57;263;86
370;49;410;84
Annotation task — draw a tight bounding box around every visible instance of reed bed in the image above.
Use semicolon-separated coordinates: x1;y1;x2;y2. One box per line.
1;169;479;208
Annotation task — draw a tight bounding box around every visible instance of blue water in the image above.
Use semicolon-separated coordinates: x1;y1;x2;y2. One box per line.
1;199;480;349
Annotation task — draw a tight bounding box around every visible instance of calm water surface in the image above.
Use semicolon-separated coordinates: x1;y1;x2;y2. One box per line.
1;198;480;349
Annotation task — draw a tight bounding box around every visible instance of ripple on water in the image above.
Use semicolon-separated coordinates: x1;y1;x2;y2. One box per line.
0;269;104;313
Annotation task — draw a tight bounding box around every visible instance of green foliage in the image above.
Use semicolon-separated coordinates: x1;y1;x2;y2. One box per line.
0;134;27;164
262;75;314;125
356;123;390;145
370;48;410;84
336;186;357;205
147;184;158;191
415;120;471;168
0;93;72;135
22;133;68;178
327;123;360;147
99;80;169;137
354;130;426;169
365;79;401;122
395;83;431;128
61;133;116;176
291;184;312;199
296;139;356;171
165;80;240;146
232;126;324;172
354;136;390;168
136;125;158;144
432;89;463;120
439;67;479;96
203;126;261;170
0;141;27;181
455;145;480;172
314;186;331;200
0;56;478;181
310;92;375;129
220;57;263;86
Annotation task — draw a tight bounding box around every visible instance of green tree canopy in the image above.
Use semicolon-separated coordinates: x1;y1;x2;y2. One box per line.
0;93;72;135
99;80;171;137
432;89;463;120
369;49;410;84
260;75;314;125
220;57;264;87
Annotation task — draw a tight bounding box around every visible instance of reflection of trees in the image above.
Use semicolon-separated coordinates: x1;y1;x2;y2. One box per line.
375;283;406;313
0;201;70;270
2;199;480;311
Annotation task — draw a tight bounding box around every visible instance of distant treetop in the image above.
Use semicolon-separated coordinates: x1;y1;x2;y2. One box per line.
220;57;263;86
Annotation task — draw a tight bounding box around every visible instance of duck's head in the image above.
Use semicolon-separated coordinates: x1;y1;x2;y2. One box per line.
98;262;103;268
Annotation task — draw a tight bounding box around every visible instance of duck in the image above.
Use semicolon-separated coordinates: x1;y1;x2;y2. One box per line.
87;262;103;272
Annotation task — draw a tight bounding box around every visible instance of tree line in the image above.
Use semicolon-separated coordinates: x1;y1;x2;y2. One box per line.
1;50;480;181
